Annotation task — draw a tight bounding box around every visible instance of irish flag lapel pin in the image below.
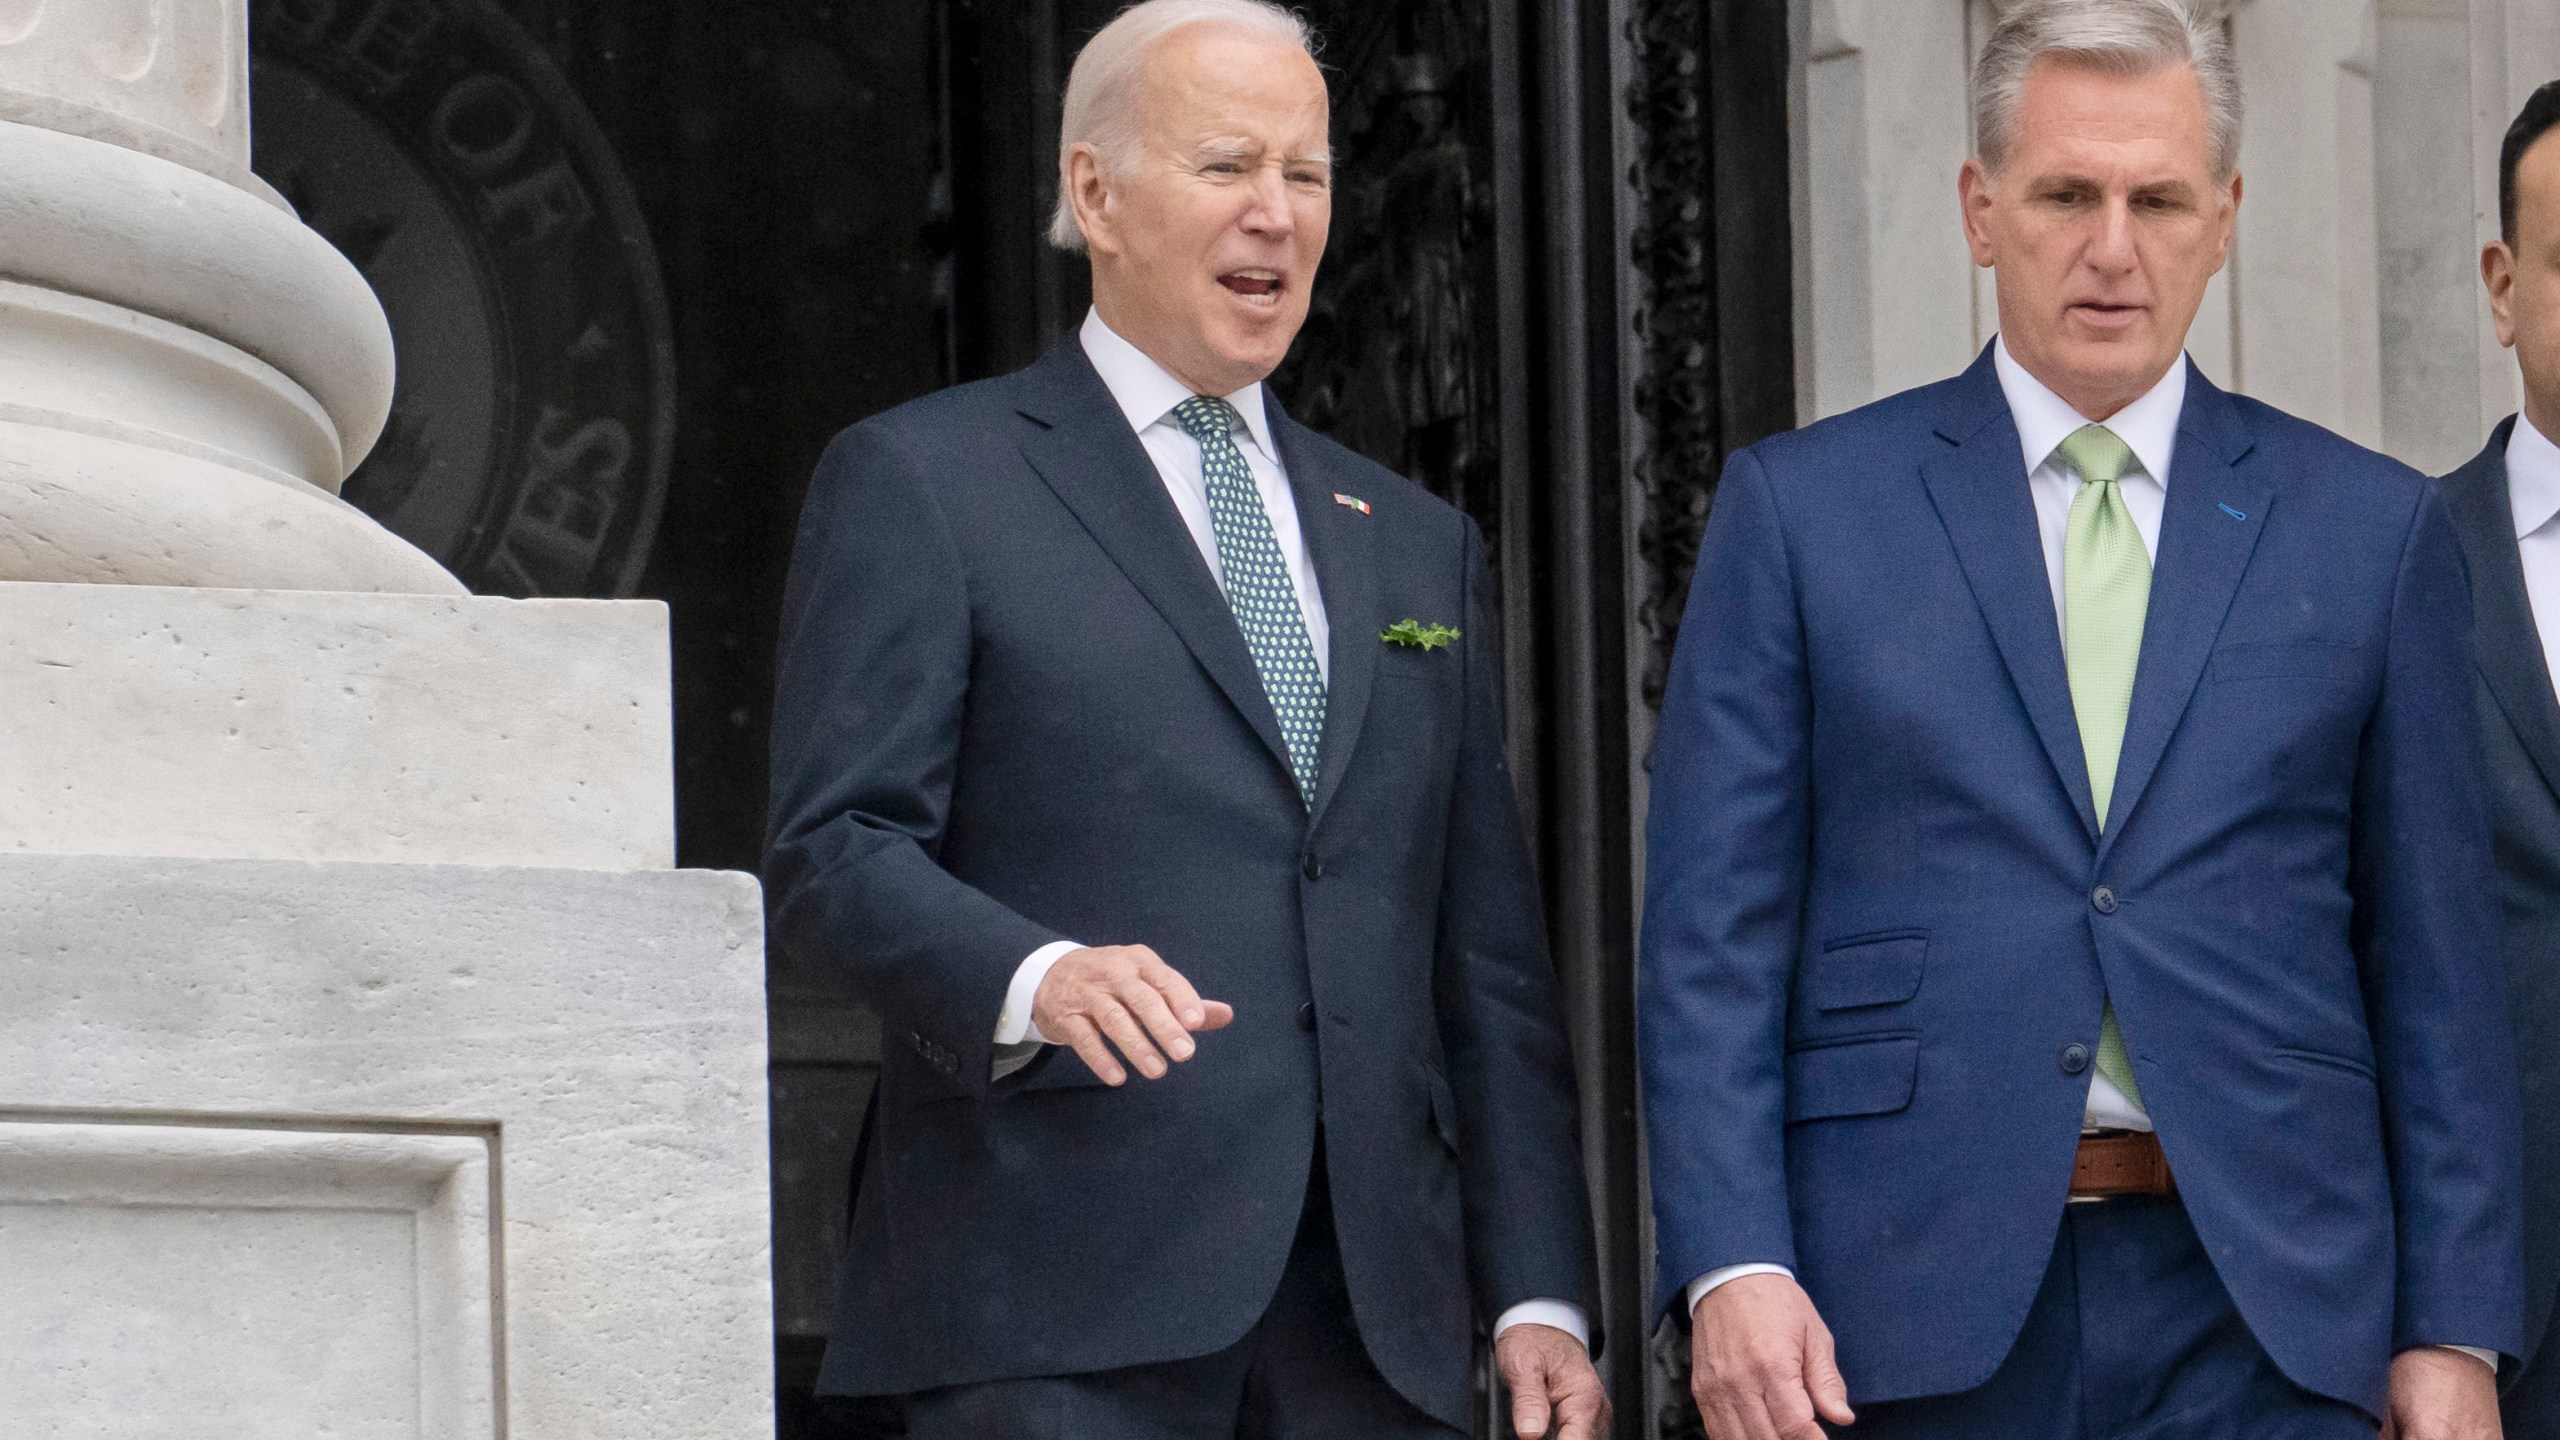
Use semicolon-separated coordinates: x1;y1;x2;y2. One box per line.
1334;493;1370;515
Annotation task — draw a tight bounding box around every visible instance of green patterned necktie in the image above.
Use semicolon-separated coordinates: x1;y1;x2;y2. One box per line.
1173;395;1326;804
2059;423;2148;1110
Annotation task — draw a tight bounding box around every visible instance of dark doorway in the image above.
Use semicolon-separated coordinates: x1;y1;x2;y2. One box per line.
249;1;1796;1435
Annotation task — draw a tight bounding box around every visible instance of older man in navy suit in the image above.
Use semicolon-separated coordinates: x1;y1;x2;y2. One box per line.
764;2;1605;1436
1641;2;2523;1438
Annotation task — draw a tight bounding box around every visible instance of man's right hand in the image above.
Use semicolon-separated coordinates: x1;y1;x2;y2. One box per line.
1689;1273;1856;1439
1031;945;1234;1085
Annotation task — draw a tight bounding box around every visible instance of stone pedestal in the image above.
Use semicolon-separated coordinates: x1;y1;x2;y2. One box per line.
0;7;773;1437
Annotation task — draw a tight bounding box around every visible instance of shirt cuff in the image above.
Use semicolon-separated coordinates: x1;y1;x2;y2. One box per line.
1686;1263;1796;1317
2437;1343;2500;1372
1493;1300;1590;1351
995;940;1082;1046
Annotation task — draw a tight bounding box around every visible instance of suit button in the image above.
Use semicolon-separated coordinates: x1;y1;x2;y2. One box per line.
2061;1043;2091;1075
2091;886;2118;914
1297;1002;1317;1032
1302;854;1324;881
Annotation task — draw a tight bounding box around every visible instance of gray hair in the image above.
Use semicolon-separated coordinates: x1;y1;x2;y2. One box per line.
1047;0;1317;251
1973;0;2243;181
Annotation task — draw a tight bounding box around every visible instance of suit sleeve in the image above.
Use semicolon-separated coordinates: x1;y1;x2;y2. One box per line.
2355;481;2527;1357
764;422;1070;1100
1639;444;1811;1322
1432;516;1604;1341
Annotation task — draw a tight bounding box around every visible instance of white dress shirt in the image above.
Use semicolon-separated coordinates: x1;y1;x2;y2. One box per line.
1688;343;2498;1370
986;309;1585;1350
2510;415;2560;704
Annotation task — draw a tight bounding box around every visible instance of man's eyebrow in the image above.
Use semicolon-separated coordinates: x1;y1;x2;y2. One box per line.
1188;138;1334;168
2130;177;2199;201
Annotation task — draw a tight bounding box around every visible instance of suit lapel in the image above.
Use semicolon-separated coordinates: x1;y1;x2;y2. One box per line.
1921;352;2100;842
2098;365;2270;860
1269;404;1378;828
2444;418;2560;803
1012;345;1297;789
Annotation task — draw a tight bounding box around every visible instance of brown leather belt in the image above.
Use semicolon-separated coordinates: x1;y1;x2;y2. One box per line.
2072;1130;2175;1198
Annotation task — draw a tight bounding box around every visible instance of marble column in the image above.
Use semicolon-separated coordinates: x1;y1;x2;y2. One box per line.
0;0;456;590
0;6;775;1437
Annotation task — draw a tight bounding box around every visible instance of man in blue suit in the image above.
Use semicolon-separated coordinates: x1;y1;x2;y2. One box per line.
1641;2;2523;1437
764;2;1605;1436
2442;80;2560;1440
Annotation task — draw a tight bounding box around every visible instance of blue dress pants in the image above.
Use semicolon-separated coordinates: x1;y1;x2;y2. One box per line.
1835;1195;2376;1440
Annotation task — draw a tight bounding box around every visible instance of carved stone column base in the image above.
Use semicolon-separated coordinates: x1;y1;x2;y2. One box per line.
0;419;460;592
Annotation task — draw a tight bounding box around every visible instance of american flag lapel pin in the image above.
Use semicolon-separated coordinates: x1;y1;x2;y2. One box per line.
1334;493;1370;515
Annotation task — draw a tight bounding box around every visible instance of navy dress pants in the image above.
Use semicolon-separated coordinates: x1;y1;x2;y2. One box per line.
898;1148;1464;1440
1835;1195;2375;1440
2506;1327;2560;1440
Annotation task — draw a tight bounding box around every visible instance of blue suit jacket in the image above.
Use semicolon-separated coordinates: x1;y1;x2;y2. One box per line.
2439;421;2560;1413
1640;347;2524;1415
764;342;1598;1427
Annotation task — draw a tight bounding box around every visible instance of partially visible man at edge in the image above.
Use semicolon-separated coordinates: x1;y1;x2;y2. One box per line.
763;1;1608;1436
1640;1;2523;1438
2442;78;2560;1440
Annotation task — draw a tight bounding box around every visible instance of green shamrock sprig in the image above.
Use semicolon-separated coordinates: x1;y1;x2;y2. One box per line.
1382;618;1461;651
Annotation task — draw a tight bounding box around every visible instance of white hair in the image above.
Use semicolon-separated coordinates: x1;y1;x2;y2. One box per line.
1973;0;2243;181
1047;0;1317;251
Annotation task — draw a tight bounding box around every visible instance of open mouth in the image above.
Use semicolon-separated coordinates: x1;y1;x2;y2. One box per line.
1219;270;1285;303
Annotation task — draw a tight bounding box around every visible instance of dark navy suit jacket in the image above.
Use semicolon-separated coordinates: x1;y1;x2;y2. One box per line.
1640;347;2524;1416
2440;420;2560;1423
764;341;1599;1427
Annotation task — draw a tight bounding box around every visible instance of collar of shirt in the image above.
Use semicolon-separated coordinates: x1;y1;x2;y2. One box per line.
1993;334;2188;488
2508;413;2560;541
1079;308;1280;466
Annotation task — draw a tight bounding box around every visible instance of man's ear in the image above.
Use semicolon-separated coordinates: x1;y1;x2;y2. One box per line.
2212;170;2242;274
1959;158;1997;269
2486;240;2520;350
1064;143;1117;257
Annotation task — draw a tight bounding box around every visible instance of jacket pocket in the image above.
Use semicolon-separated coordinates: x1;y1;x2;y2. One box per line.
1805;931;1927;1011
1785;1033;1920;1124
2209;640;2364;682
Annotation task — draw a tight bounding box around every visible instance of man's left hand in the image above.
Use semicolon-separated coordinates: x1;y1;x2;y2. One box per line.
1494;1323;1610;1440
2381;1346;2503;1440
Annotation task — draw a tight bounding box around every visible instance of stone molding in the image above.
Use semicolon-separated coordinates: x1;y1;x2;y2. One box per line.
0;1120;496;1439
0;854;773;1439
0;119;392;471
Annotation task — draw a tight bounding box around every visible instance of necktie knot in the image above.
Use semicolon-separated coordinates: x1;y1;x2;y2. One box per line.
1172;394;1240;445
2057;423;2136;489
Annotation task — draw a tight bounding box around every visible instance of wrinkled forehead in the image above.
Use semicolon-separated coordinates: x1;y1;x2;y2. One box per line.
1136;24;1331;148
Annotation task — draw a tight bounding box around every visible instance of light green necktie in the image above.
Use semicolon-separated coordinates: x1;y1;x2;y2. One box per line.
2059;423;2148;1109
